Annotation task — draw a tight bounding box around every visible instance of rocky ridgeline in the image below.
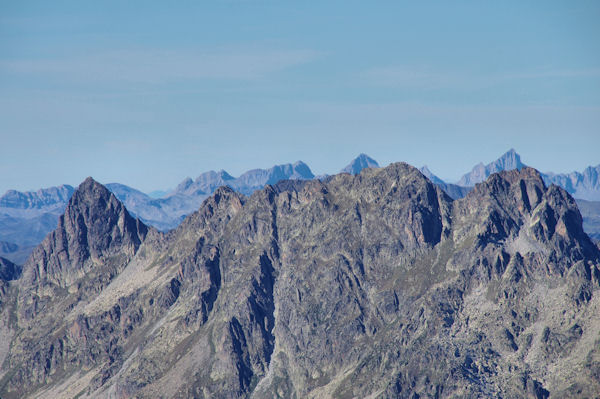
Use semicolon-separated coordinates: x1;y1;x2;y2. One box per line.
0;164;599;398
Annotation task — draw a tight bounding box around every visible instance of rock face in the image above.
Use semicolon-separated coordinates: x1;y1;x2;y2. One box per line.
0;256;20;302
0;257;20;282
21;177;148;289
1;164;600;399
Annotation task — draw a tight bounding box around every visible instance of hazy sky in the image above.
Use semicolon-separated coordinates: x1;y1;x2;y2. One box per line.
1;1;599;194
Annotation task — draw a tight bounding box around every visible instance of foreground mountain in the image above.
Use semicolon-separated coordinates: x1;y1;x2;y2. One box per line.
1;164;599;398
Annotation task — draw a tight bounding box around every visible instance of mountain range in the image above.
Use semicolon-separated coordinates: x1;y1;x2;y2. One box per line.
1;163;599;397
455;149;600;202
1;150;599;265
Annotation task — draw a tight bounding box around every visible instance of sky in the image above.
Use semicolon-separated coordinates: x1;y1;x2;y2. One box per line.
1;1;599;194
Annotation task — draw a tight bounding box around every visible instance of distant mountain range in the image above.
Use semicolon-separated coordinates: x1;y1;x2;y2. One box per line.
543;166;600;201
455;149;600;202
0;184;75;264
457;148;527;186
1;150;599;264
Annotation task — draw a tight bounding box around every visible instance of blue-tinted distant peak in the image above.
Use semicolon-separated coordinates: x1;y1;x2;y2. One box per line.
291;161;314;179
214;170;235;181
174;177;194;193
341;154;380;175
458;149;527;186
497;149;525;170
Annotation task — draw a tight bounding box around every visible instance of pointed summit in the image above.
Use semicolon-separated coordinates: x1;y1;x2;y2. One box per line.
341;154;379;175
494;148;524;171
458;149;526;187
23;177;148;287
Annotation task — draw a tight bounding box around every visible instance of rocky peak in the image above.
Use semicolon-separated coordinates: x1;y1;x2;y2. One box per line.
173;177;194;194
190;170;235;194
457;168;548;235
178;185;245;234
455;167;598;267
22;177;148;287
320;162;451;249
341;153;380;175
458;149;526;187
497;148;524;170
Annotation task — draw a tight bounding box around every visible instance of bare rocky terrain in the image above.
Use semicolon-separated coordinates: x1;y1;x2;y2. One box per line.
0;163;599;398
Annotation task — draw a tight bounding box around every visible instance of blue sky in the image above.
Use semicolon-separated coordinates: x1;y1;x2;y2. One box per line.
1;1;599;193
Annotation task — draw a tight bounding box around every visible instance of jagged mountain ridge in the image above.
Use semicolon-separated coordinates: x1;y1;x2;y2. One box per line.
2;152;599;266
0;162;316;264
543;164;600;201
1;165;599;398
421;150;600;239
454;148;600;202
0;184;74;210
